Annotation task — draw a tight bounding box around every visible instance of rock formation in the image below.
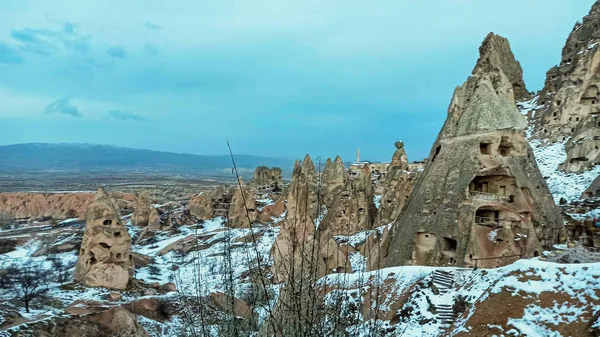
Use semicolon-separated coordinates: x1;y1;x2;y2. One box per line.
374;141;416;227
531;2;600;172
321;156;347;207
384;33;562;269
391;141;409;168
582;174;600;198
74;188;134;290
251;166;283;193
228;178;257;228
189;186;232;220
131;192;161;230
0;192;134;220
319;164;376;236
272;155;350;282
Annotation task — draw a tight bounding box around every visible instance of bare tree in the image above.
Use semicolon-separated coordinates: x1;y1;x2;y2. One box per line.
0;261;52;313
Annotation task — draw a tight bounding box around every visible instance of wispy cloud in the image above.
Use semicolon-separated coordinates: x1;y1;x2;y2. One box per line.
9;26;90;56
106;46;126;59
144;21;161;30
108;110;146;121
0;42;22;63
10;28;55;56
45;97;82;117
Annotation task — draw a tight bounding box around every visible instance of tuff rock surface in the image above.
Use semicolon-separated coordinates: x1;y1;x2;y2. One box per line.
374;141;416;228
531;2;600;173
228;178;257;228
74;188;134;290
385;33;562;269
131;191;161;230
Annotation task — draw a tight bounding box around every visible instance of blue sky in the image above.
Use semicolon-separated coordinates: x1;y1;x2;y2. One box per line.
0;1;595;162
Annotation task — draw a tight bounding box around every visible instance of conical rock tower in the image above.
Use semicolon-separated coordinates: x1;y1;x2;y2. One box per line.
74;188;133;289
384;33;562;269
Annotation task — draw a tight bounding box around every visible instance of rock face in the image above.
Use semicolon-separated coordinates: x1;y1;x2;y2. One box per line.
320;165;376;235
252;166;283;193
375;142;417;227
74;188;134;290
272;155;350;282
321;156;347;207
582;174;600;198
473;33;530;102
531;2;600;172
385;33;562;269
228;178;257;228
189;186;232;220
0;192;134;220
131;192;161;230
391;141;409;168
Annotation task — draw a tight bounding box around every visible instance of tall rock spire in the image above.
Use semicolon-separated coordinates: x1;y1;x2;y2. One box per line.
74;188;134;290
384;33;562;269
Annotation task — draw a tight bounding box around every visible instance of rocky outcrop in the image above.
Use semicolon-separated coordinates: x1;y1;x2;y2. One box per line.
375;142;417;227
252;166;283;193
272;155;350;282
0;192;134;220
531;2;600;172
321;156;347;207
74;188;134;290
391;141;409;169
473;33;530;102
385;33;562;269
189;186;232;220
131;192;161;230
228;179;257;228
319;165;376;236
582;174;600;198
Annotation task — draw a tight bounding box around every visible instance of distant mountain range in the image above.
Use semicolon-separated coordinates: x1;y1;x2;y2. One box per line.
0;143;295;176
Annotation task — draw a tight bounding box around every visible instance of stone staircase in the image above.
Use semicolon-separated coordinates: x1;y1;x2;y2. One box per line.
432;270;455;326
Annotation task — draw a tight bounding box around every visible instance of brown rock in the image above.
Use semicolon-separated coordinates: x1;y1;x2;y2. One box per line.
108;293;122;302
320;165;376;235
252;166;283;193
73;188;134;290
89;306;149;337
228;178;257;228
131;192;161;229
321;156;347;207
530;2;600;173
385;33;562;269
162;282;177;292
0;192;133;221
209;292;252;319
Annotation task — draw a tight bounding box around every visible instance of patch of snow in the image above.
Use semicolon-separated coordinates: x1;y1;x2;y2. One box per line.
373;195;382;209
529;137;600;202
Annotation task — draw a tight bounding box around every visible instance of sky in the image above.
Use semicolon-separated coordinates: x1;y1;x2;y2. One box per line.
0;1;595;162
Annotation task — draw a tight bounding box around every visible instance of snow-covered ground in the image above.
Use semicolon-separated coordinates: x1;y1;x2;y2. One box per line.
317;259;600;337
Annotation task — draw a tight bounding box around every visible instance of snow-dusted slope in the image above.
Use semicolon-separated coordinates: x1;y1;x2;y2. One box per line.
519;97;600;202
317;259;600;337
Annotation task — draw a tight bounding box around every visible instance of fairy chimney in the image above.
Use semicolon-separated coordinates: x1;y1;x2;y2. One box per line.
384;33;562;269
131;192;161;230
74;188;133;290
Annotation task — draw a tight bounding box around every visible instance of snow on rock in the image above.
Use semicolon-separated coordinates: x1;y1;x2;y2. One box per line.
316;258;600;337
373;195;382;209
529;137;600;202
